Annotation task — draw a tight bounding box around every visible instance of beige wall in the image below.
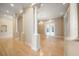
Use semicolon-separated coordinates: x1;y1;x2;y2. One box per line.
54;17;64;37
38;17;64;38
0;16;13;38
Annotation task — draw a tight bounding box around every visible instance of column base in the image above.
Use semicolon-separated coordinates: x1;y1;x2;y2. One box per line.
31;33;40;51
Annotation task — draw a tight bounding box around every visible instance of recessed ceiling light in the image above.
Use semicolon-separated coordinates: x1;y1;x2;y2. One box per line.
31;3;36;6
10;3;14;7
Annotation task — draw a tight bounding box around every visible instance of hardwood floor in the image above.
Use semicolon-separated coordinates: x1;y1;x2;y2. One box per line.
0;36;64;56
40;34;64;56
0;38;40;56
65;40;79;56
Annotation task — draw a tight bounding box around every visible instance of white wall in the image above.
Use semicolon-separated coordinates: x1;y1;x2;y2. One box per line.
24;7;34;45
70;4;78;40
64;4;79;56
64;4;78;40
64;7;70;39
0;16;13;38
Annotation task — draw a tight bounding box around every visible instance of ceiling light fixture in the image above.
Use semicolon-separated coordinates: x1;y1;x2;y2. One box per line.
31;3;36;6
10;3;14;7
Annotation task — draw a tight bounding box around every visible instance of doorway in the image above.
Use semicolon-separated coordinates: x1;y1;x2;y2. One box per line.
17;15;23;41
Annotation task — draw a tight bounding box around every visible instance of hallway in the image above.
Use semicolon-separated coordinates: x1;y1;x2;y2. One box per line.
0;3;79;56
0;3;67;56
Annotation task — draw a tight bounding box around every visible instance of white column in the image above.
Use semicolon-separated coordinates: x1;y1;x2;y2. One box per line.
34;6;38;34
31;6;40;51
70;3;78;40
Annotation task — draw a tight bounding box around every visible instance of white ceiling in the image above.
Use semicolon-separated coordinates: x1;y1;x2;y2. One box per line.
0;3;69;19
38;3;69;20
0;3;31;16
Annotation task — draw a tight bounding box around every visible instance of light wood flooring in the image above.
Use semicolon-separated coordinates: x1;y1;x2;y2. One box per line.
0;35;64;56
65;40;79;56
40;34;64;56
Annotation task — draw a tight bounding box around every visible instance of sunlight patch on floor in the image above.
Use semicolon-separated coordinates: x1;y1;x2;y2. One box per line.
40;50;44;56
